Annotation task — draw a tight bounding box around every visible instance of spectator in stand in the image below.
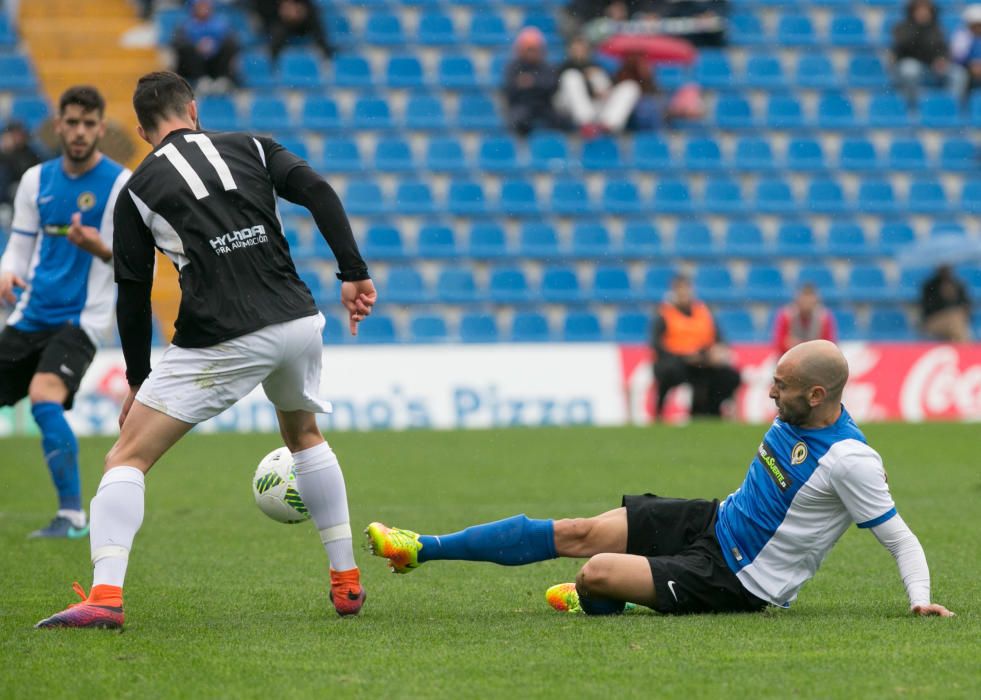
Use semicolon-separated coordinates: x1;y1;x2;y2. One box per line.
891;0;968;104
554;37;641;137
920;265;972;342
651;275;741;418
503;28;572;136
772;284;837;355
172;0;241;90
252;0;336;60
0;122;42;208
643;1;729;47
612;51;703;128
952;4;981;94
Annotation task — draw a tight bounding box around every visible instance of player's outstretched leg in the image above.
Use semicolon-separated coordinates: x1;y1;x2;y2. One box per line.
29;396;87;539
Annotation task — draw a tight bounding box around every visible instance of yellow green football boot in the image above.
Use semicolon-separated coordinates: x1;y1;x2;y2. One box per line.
545;583;582;613
365;522;423;574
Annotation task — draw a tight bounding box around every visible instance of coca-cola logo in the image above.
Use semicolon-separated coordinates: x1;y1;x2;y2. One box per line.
900;346;981;420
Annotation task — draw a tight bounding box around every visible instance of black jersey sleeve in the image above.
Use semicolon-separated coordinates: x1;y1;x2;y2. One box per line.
256;136;369;281
112;187;156;283
117;279;154;386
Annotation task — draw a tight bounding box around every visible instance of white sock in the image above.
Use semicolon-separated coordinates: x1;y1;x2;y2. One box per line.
292;442;356;572
90;466;145;588
57;508;86;528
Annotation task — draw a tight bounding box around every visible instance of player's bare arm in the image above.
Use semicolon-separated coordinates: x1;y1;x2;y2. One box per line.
67;212;112;263
0;271;27;305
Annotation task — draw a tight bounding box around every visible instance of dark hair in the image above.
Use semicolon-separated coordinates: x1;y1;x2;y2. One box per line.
59;85;106;117
132;71;195;132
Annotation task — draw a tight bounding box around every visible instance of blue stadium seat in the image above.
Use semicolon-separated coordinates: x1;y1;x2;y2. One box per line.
425;136;467;172
511;312;551;342
816;92;856;129
703;178;744;214
776;222;817;256
529;132;571;171
898;266;931;300
633;135;672;170
602;179;643;214
729;13;765;45
356;315;397;343
364;12;406;45
641;265;677;301
447;181;487;216
847;54;888;88
716;309;757;343
723;222;766;258
831;308;858;340
485;54;510;89
324;13;353;48
489;267;533;303
459;313;499;343
385;55;426;89
797;264;839;302
733;138;774;172
806;178;847;214
694;51;733;89
745;264;790;303
0;12;16;46
457;94;499;130
571;223;612;258
653;179;693;213
345;180;387;217
9;96;49;130
362;224;406;260
868;94;910;128
715;95;754;129
829;14;868;47
562;312;604;342
542;267;584;303
684;138;724;171
276;137;307;161
582;137;623;171
879;222;916;254
469;14;509;46
519;223;560;259
522;12;559;41
551;178;593;216
417;12;456;45
593;266;633;302
405;94;447;130
198;96;239;131
248;96;290;132
417;224;457;257
920;93;962;128
437;268;479;304
887;138;927;171
375;138;415;172
867;309;912;341
352;97;393;129
0;55;37;91
755;178;796;214
301;96;341;130
499;179;539;216
613;312;649;343
322;137;361;172
693;265;736;303
962;178;981;215
385;267;429;304
393;180;438;216
467;223;508;259
655;64;687;90
857;180;897;214
939;138;977;171
766;94;805;129
280;50;324;89
786;138;826;171
777;14;817;46
971;92;981;127
623;222;663;257
410;314;449;343
907;179;948;214
241;52;275;89
438;54;479;90
333;55;372;88
847;265;892;303
838;138;878;171
827;222;872;258
796;54;837;89
745;53;786;89
477;136;520;172
321;315;346;345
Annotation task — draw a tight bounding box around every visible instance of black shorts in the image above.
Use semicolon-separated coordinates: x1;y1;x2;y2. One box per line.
0;324;96;409
623;494;768;615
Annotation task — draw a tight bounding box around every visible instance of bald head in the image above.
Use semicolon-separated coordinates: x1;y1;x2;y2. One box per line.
779;340;849;402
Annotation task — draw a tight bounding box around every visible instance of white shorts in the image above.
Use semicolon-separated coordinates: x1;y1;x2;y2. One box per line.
136;313;332;425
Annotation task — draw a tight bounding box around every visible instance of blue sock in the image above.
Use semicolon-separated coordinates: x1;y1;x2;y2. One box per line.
577;586;627;616
31;402;81;512
417;514;557;565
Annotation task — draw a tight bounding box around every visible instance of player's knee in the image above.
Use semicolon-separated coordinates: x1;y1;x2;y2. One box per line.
576;554;616;595
28;373;67;405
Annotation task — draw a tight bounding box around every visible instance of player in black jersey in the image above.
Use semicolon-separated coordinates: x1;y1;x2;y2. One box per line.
37;71;377;629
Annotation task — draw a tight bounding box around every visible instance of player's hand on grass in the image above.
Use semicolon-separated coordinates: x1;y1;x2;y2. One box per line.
119;386;139;429
0;271;26;305
912;603;954;617
67;212;111;263
341;279;377;336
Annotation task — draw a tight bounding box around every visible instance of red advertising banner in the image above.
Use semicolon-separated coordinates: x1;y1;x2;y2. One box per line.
620;343;981;423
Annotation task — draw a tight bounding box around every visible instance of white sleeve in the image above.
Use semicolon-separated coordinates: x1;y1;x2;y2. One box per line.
871;514;931;608
1;165;41;278
98;169;132;256
828;442;897;528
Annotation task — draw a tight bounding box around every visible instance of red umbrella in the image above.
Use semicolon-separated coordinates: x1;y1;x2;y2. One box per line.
598;34;696;65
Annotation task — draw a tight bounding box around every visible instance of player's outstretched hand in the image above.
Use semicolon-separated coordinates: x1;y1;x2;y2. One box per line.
67;212;111;262
341;279;378;336
912;603;955;617
0;271;26;305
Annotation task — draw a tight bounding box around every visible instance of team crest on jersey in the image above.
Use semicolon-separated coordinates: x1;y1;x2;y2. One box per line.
77;192;96;212
791;441;808;465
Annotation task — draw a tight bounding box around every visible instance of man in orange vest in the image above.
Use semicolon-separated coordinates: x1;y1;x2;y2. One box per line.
652;274;741;418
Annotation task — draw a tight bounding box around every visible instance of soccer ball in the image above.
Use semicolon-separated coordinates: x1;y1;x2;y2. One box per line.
252;447;310;524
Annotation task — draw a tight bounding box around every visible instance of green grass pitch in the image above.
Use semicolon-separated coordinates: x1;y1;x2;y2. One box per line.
1;423;978;699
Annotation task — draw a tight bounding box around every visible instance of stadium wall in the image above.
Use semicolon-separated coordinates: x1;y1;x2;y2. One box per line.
0;343;978;436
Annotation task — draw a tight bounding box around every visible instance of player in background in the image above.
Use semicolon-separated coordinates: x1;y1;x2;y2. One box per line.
0;86;129;539
367;341;953;619
36;71;376;629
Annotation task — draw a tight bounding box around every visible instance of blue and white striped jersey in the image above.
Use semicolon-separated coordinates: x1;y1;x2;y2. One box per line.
715;406;896;607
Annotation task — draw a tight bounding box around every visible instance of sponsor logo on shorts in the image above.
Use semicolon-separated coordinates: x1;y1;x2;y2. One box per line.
757;440;791;491
790;441;808;465
209;224;269;256
667;580;680;602
59;364;75;377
